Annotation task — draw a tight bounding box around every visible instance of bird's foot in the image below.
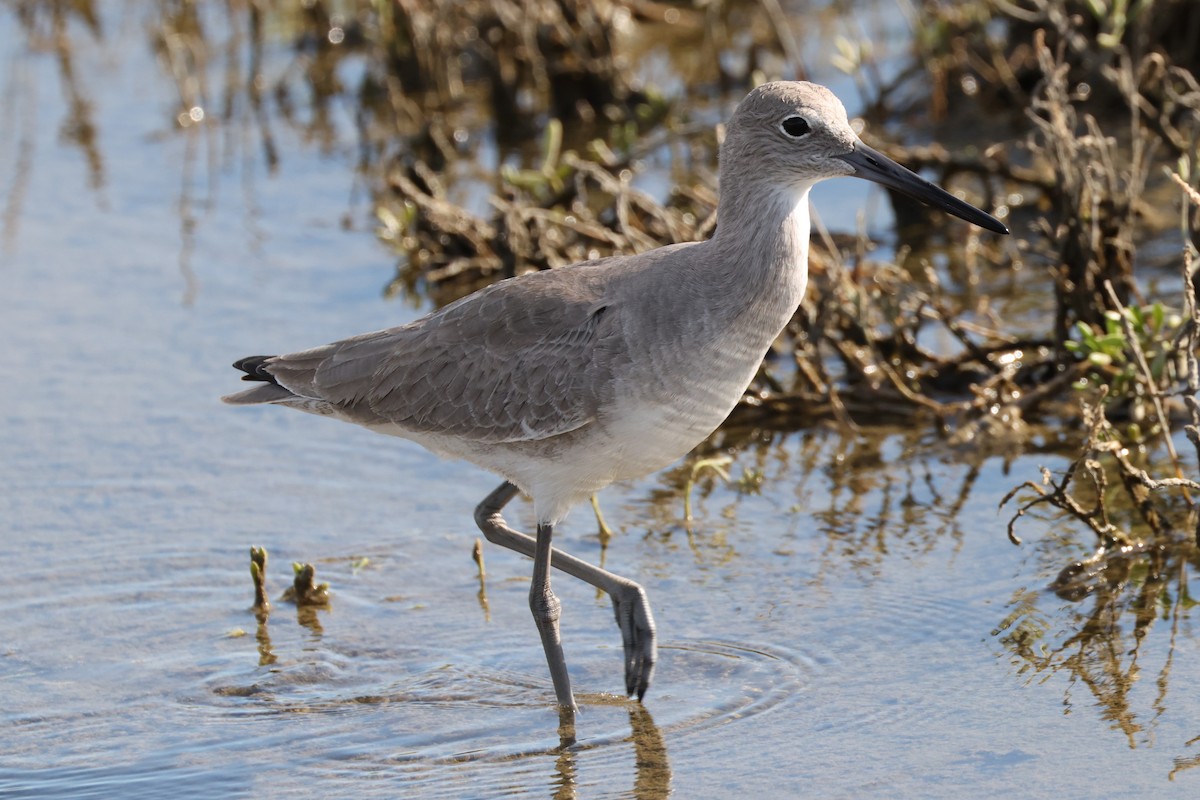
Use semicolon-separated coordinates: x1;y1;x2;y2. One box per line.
611;583;657;700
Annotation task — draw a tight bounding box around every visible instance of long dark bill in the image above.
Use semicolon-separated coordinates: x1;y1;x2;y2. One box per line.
838;142;1009;235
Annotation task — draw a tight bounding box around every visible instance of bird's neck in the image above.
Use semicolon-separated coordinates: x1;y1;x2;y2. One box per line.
707;177;814;310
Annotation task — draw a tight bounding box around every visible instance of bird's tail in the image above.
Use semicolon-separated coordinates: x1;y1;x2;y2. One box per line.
222;355;295;405
233;355;278;383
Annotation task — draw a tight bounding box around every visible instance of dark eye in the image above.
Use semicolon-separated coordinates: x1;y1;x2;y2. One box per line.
780;116;811;137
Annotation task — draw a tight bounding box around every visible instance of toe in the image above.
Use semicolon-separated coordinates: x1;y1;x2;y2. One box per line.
613;585;657;699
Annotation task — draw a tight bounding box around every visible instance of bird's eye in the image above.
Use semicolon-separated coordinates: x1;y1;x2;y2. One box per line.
780;116;811;137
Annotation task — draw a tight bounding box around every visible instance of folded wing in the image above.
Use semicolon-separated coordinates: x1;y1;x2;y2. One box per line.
230;268;617;445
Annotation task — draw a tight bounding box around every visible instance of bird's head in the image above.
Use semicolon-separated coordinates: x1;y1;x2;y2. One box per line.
721;80;1008;234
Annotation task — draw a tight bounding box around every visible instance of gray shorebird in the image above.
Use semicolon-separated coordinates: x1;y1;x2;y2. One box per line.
224;81;1007;714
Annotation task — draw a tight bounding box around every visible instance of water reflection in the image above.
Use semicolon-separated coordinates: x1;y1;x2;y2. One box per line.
997;540;1199;762
253;608;277;668
656;420;1200;771
248;553;333;663
628;704;671;798
642;423;985;570
227;542;675;793
3;0;104;246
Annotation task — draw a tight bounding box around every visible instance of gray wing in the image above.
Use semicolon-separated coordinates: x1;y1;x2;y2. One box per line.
261;267;617;444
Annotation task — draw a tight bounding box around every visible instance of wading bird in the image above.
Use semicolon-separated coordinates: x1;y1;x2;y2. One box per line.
224;81;1007;716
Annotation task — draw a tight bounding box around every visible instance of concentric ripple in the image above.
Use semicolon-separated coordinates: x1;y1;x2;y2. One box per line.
182;632;818;798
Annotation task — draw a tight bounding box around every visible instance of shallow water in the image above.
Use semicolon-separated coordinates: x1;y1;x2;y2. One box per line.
3;4;1200;798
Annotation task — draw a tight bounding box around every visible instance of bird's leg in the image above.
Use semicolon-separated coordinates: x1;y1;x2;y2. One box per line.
531;521;575;712
475;482;658;701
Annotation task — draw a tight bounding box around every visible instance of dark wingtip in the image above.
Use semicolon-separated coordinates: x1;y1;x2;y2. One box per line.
233;355;279;383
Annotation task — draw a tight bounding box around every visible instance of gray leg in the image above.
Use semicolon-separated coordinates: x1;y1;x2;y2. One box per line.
474;482;657;702
531;521;574;711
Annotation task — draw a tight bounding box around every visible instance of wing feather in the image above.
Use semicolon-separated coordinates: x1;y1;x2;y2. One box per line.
264;267;617;444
